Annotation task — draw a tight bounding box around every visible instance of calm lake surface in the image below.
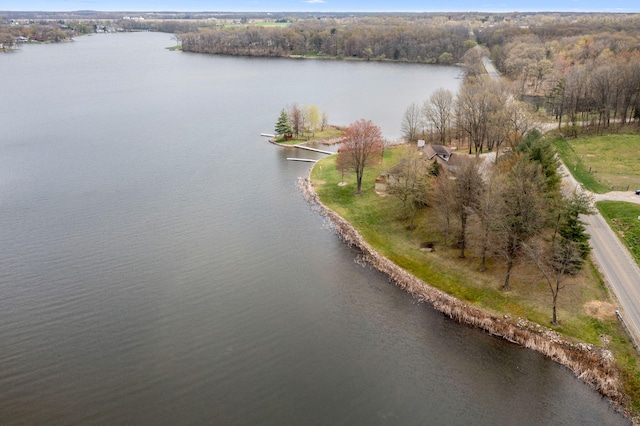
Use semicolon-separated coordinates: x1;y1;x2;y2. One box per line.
0;32;629;425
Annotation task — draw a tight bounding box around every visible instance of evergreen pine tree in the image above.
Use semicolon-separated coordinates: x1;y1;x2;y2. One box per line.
559;207;591;260
275;109;292;137
518;130;561;195
555;192;594;261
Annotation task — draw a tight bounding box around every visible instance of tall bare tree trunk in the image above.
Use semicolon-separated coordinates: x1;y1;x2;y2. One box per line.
502;259;513;291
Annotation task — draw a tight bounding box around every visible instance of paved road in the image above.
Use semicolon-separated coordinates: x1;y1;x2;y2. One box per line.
560;165;640;341
587;213;640;337
481;56;640;341
482;56;501;80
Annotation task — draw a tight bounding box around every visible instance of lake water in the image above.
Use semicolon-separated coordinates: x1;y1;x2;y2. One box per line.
0;32;629;425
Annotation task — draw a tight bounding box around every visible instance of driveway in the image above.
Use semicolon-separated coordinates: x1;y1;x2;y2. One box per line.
594;191;640;204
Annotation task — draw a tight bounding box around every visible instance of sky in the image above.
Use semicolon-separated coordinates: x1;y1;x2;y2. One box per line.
1;0;638;13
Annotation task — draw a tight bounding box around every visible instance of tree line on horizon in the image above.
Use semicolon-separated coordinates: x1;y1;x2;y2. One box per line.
180;18;473;64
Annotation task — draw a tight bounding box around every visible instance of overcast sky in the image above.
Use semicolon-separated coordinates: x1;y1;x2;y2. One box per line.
2;0;637;13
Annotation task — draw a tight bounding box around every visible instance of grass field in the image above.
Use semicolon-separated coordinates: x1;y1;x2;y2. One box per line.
552;134;640;193
597;201;640;265
311;146;640;413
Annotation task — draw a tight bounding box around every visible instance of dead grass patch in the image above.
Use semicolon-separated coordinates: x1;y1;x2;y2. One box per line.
585;300;617;321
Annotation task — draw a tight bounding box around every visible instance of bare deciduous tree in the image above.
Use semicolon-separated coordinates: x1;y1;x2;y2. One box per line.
289;103;303;138
525;238;584;325
474;168;502;271
505;99;535;152
338;119;384;194
335;146;351;185
422;88;454;144
400;102;423;143
387;148;431;230
494;156;547;291
456;77;491;156
452;156;484;258
503;38;546;95
431;172;455;246
0;32;15;51
321;111;329;131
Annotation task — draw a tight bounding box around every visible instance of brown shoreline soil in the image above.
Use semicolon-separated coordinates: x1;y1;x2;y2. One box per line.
299;173;634;423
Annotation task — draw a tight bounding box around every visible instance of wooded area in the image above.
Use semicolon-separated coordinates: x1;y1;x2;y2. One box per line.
480;21;640;133
180;17;472;64
176;12;640;134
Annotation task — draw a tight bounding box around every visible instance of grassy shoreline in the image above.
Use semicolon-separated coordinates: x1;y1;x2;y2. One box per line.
273;126;344;145
307;147;640;421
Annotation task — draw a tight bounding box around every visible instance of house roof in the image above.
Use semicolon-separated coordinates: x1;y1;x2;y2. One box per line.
424;144;453;161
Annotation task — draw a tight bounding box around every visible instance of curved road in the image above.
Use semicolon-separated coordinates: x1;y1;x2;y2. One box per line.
482;56;640;342
560;165;640;342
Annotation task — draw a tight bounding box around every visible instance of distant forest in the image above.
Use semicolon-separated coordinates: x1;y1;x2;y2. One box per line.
180;18;473;64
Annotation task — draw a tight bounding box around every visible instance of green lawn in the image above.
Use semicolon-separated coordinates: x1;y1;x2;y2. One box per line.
552;134;640;193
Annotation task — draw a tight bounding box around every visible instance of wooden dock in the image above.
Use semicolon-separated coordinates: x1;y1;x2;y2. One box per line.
286;158;318;163
293;145;335;155
262;132;335;163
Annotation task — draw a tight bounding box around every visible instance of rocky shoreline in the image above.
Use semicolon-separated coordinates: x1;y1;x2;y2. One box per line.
299;173;633;423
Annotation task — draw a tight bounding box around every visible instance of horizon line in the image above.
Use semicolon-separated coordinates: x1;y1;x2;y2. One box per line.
1;9;638;14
